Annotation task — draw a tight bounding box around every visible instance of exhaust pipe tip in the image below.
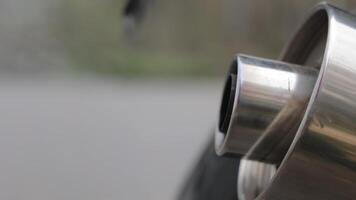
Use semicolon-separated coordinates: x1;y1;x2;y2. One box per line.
215;54;317;162
215;59;239;156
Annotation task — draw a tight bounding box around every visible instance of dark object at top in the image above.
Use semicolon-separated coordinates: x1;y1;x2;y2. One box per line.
123;0;146;23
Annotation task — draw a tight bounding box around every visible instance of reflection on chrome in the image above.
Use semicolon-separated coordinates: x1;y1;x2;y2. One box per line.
238;158;276;200
243;64;297;93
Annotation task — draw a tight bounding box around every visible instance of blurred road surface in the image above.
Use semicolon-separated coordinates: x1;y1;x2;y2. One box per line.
0;76;221;200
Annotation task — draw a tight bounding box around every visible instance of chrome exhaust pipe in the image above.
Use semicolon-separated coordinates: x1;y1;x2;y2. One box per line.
214;3;356;200
215;54;317;163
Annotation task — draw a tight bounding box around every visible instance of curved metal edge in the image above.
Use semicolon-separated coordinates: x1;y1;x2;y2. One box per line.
279;2;331;64
215;56;241;156
260;3;356;199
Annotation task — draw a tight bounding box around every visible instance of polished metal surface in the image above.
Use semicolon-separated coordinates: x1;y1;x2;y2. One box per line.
238;158;276;200
215;55;317;163
214;3;356;200
259;3;356;199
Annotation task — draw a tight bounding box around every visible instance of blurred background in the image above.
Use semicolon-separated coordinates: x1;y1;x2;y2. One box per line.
0;0;355;199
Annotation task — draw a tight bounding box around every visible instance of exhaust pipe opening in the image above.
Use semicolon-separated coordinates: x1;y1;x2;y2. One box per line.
219;70;237;134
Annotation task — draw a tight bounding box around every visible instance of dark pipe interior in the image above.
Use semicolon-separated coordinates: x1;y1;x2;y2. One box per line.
219;63;237;133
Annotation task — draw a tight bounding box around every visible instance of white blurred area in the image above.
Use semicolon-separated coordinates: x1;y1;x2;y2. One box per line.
0;0;220;199
0;77;219;199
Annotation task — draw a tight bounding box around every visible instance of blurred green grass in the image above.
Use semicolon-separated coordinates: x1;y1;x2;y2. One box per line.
69;48;228;77
53;0;232;77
